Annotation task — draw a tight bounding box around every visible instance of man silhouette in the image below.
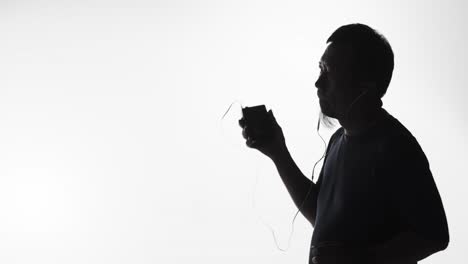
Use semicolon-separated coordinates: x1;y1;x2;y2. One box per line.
239;23;449;264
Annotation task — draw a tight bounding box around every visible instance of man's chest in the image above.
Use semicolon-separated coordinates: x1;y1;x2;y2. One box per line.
317;140;385;216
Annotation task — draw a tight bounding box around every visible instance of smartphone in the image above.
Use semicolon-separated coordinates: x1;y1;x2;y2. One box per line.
241;105;273;142
242;105;267;124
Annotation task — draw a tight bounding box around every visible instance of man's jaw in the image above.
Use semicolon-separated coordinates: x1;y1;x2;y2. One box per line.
319;110;337;130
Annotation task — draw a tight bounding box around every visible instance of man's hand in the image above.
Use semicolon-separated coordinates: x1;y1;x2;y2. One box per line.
239;110;288;160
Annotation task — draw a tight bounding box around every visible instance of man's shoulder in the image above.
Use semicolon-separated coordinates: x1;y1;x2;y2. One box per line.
382;115;421;152
379;114;428;165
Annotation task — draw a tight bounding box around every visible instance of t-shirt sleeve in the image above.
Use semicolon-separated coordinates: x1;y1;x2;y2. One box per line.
380;134;449;244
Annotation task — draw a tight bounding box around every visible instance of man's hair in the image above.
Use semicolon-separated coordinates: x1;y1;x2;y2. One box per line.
327;23;394;99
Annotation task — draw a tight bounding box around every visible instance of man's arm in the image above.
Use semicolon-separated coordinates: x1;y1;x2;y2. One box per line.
271;149;319;227
374;135;450;263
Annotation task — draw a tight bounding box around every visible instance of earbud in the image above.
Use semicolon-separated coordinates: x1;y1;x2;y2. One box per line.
343;88;370;121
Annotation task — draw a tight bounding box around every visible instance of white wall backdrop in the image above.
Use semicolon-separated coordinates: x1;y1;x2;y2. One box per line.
0;0;466;263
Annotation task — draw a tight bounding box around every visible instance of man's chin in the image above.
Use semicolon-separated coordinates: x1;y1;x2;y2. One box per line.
319;110;337;129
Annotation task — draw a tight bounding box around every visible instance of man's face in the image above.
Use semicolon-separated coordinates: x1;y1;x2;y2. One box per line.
315;42;358;122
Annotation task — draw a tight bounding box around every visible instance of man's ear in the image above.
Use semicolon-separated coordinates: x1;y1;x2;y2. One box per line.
358;81;379;98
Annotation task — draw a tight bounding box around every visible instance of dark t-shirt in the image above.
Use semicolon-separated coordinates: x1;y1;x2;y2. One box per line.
310;108;449;261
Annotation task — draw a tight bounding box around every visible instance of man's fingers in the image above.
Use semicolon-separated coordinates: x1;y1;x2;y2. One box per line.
246;138;253;147
246;138;258;148
242;126;254;139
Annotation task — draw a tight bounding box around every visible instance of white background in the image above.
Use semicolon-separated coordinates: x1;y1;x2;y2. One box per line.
0;0;466;263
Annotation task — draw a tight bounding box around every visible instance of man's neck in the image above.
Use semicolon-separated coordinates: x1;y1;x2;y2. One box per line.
340;107;384;136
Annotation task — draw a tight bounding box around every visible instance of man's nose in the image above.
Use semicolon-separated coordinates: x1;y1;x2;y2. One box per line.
315;73;325;90
315;76;322;90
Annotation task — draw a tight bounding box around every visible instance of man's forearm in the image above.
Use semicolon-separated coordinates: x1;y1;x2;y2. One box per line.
371;231;448;263
271;149;319;226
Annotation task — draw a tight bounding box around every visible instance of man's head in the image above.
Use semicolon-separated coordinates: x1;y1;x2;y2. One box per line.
316;23;394;128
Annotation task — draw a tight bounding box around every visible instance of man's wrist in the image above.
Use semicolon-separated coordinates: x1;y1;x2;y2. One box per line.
270;147;290;163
